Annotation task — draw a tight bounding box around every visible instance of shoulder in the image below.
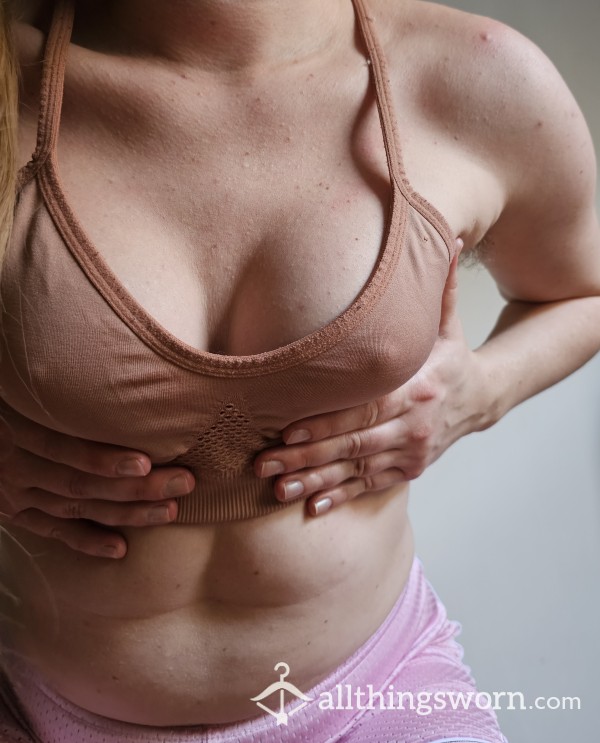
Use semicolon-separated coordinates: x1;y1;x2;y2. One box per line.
372;0;595;195
367;0;600;299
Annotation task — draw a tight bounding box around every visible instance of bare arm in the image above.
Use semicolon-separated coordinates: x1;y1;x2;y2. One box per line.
255;18;600;509
468;21;600;426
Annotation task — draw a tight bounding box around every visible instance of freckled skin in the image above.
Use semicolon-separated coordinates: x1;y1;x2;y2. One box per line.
6;0;600;728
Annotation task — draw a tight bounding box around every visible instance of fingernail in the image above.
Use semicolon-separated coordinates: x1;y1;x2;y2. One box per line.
314;497;333;515
260;460;285;477
282;480;304;500
148;504;172;524
100;544;120;558
116;457;147;476
286;429;311;445
164;475;192;497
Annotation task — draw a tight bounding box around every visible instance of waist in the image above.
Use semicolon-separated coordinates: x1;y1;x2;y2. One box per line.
1;483;412;725
3;553;450;743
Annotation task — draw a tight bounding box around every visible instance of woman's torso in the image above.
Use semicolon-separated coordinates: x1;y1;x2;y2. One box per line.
0;0;502;725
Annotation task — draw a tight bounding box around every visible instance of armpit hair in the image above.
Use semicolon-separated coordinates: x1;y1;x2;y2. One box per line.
459;234;493;269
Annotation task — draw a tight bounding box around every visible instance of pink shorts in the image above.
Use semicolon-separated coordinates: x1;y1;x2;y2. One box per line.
0;558;508;742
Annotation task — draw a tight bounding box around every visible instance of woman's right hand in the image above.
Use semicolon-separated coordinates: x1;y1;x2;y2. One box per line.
0;402;195;558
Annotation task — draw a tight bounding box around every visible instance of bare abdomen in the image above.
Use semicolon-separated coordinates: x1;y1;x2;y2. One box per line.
0;484;413;725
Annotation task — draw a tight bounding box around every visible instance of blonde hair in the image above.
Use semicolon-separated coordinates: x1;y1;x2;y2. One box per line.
0;0;18;268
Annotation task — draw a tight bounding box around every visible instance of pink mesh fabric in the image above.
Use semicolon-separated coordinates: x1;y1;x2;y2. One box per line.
0;559;508;743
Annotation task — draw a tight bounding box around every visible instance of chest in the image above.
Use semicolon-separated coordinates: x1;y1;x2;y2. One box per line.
5;14;453;457
19;43;403;355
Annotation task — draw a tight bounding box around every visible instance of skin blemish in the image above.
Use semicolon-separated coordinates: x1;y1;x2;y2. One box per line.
253;570;260;575
112;675;119;681
479;31;492;42
535;120;544;129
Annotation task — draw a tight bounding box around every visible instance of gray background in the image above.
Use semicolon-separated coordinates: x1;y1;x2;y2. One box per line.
410;1;600;741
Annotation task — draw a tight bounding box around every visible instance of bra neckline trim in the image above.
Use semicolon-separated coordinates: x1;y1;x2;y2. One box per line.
19;0;454;378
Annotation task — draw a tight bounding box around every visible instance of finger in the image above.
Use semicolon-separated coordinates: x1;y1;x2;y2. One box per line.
7;511;128;559
272;450;404;502
306;468;408;516
438;246;462;339
6;448;195;502
15;489;178;527
256;417;410;477
279;391;411;448
0;399;151;477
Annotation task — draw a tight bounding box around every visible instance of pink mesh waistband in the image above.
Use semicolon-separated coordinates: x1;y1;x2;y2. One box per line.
0;559;508;743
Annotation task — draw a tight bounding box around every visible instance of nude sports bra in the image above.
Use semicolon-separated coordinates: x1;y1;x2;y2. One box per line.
0;0;457;524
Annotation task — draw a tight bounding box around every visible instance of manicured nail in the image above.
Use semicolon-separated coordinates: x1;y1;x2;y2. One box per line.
164;474;192;497
148;504;172;524
313;497;333;515
282;480;304;500
286;429;311;445
116;457;147;476
260;460;285;477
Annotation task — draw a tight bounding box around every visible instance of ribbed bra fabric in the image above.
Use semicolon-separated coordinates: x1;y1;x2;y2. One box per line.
0;0;457;524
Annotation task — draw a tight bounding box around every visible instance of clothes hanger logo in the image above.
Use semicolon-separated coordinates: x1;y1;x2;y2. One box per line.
250;661;314;726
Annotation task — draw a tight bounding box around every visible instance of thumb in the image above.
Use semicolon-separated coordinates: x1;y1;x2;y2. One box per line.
438;238;463;338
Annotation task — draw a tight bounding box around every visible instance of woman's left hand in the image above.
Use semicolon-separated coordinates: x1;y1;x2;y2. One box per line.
254;252;491;515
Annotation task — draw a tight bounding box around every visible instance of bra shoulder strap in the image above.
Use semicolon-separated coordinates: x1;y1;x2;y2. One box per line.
351;0;406;190
17;0;75;192
351;0;457;256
